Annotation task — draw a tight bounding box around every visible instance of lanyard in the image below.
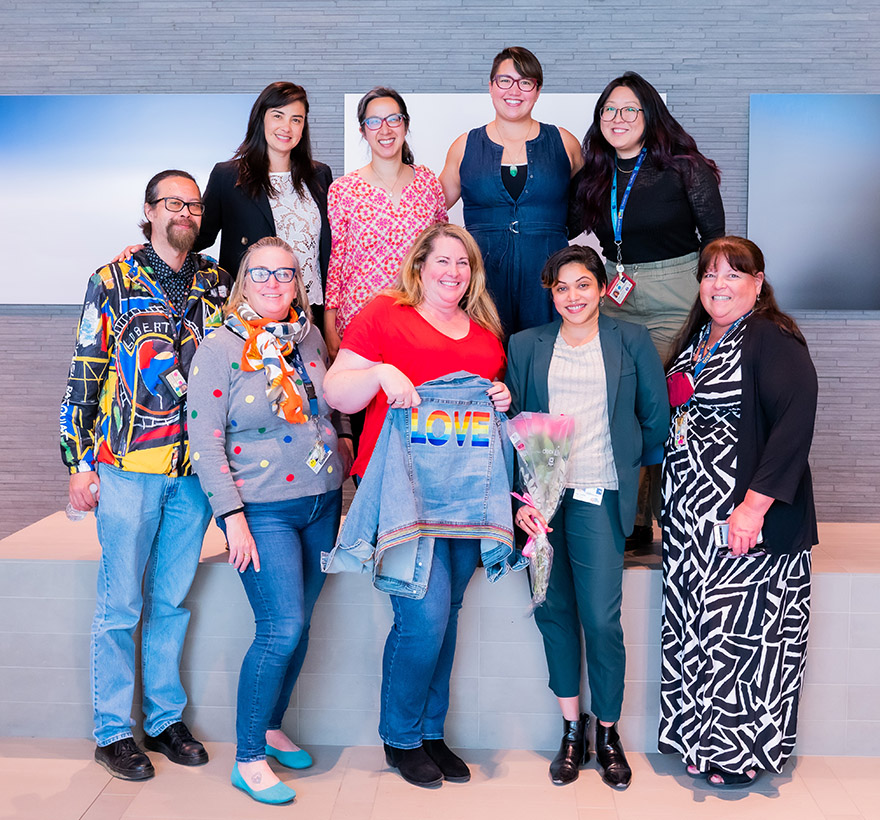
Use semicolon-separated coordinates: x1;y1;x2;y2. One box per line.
610;147;647;253
692;312;751;379
288;346;321;419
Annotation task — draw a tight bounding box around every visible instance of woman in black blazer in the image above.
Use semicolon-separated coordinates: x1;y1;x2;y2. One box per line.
197;82;332;329
506;245;668;790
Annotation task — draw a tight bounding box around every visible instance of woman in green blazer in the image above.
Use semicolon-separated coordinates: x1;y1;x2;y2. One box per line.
506;244;668;789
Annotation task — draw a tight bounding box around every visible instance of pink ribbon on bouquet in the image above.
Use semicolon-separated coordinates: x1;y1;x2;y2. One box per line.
511;491;548;558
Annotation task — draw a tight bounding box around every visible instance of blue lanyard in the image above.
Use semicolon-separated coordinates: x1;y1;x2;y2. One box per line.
692;312;751;379
289;346;321;419
610;147;647;243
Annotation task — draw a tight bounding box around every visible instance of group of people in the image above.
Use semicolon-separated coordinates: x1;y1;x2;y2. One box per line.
60;44;818;806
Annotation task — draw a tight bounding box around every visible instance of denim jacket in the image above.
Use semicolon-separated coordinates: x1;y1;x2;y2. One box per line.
322;371;526;598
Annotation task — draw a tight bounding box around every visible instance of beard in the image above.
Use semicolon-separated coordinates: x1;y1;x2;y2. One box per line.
165;217;198;253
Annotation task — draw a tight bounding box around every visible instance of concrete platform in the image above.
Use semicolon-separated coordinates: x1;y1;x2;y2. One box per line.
1;514;878;756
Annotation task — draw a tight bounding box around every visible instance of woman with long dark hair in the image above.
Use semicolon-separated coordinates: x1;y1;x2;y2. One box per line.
197;81;333;328
440;46;583;337
323;87;447;361
572;71;725;548
660;236;817;789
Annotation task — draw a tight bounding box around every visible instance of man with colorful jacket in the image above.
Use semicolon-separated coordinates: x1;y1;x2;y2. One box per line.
60;169;231;780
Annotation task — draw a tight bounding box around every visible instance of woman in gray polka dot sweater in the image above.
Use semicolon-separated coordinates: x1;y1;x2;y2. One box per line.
188;236;351;805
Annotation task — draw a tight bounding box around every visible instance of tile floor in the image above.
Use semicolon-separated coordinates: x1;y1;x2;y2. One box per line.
2;738;880;820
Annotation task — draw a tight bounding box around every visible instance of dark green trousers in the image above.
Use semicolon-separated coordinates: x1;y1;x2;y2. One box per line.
533;489;626;723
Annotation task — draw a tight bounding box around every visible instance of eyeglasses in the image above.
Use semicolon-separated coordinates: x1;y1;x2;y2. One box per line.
247;267;297;283
599;105;643;123
150;197;205;216
492;75;539;93
362;113;405;131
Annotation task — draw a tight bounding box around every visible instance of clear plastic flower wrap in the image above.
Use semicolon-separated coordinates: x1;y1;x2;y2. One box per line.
506;412;575;612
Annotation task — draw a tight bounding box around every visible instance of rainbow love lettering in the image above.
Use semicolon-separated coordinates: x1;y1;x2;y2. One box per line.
410;407;490;447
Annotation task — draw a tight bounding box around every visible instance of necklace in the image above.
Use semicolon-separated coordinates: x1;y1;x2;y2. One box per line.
494;121;535;174
616;163;634;174
370;164;406;199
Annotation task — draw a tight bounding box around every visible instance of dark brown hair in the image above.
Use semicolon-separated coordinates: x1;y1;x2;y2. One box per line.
356;87;415;166
540;244;607;291
490;46;543;88
139;169;198;240
233;82;316;200
666;236;806;368
575;71;720;234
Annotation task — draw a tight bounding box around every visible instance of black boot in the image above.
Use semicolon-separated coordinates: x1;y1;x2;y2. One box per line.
549;714;588;785
595;722;632;789
384;743;443;788
422;738;470;782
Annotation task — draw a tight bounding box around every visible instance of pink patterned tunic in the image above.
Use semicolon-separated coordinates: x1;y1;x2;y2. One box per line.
325;164;447;334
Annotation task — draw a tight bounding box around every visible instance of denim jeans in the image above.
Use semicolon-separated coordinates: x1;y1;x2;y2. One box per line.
92;464;212;746
220;490;342;762
379;538;480;748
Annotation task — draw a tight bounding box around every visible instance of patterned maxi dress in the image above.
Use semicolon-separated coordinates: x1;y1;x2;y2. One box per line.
659;322;811;774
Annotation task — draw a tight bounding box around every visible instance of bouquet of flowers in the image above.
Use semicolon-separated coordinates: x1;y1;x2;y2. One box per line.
506;412;575;612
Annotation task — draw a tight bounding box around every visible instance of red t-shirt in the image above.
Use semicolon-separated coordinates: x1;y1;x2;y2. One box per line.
342;294;506;477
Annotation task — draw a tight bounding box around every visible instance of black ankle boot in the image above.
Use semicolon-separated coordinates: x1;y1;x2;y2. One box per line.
422;738;470;782
384;743;443;788
549;713;589;785
595;722;631;789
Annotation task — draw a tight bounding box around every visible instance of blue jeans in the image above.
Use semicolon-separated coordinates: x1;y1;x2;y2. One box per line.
220;490;342;762
379;538;480;748
92;464;211;746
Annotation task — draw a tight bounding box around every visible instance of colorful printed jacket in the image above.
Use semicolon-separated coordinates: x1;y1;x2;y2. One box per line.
60;249;231;477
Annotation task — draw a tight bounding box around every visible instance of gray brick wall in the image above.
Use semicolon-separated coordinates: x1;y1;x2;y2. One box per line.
1;0;878;535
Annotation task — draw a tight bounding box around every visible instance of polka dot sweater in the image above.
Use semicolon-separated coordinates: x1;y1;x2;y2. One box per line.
187;323;344;517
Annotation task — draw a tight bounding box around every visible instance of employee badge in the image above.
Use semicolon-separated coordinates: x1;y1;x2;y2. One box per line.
306;439;332;474
672;411;689;449
606;268;635;306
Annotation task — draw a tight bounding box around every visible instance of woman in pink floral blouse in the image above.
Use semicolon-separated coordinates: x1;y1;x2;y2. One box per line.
324;87;448;360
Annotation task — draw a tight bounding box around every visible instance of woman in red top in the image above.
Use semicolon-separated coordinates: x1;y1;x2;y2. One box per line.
323;223;510;788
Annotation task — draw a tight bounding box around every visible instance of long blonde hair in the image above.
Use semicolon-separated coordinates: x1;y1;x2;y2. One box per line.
392;223;503;339
223;236;312;322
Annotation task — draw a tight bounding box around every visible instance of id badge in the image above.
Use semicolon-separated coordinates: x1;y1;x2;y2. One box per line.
573;487;604;506
606;269;635;306
673;411;689;449
160;364;187;399
306;439;332;474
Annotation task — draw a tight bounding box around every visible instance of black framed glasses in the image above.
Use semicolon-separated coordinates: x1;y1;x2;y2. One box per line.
362;113;405;131
247;267;297;283
150;197;205;216
492;75;539;92
599;105;643;123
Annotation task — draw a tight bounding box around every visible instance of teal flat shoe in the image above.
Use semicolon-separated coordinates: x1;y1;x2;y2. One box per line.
231;763;296;804
266;744;313;769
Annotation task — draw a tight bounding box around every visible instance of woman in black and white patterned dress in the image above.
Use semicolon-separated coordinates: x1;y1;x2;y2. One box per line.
659;236;818;789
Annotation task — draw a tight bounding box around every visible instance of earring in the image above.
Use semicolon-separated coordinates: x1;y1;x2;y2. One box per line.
599;296;605;307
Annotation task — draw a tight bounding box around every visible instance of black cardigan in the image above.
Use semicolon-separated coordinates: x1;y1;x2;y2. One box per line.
195;158;333;286
731;315;819;555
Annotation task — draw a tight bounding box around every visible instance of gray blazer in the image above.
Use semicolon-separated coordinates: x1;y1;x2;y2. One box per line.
505;314;669;534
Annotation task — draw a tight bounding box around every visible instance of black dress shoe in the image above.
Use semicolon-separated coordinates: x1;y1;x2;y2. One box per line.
94;738;155;781
144;721;209;766
422;739;470;782
549;713;589;785
595;722;632;789
384;743;443;788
